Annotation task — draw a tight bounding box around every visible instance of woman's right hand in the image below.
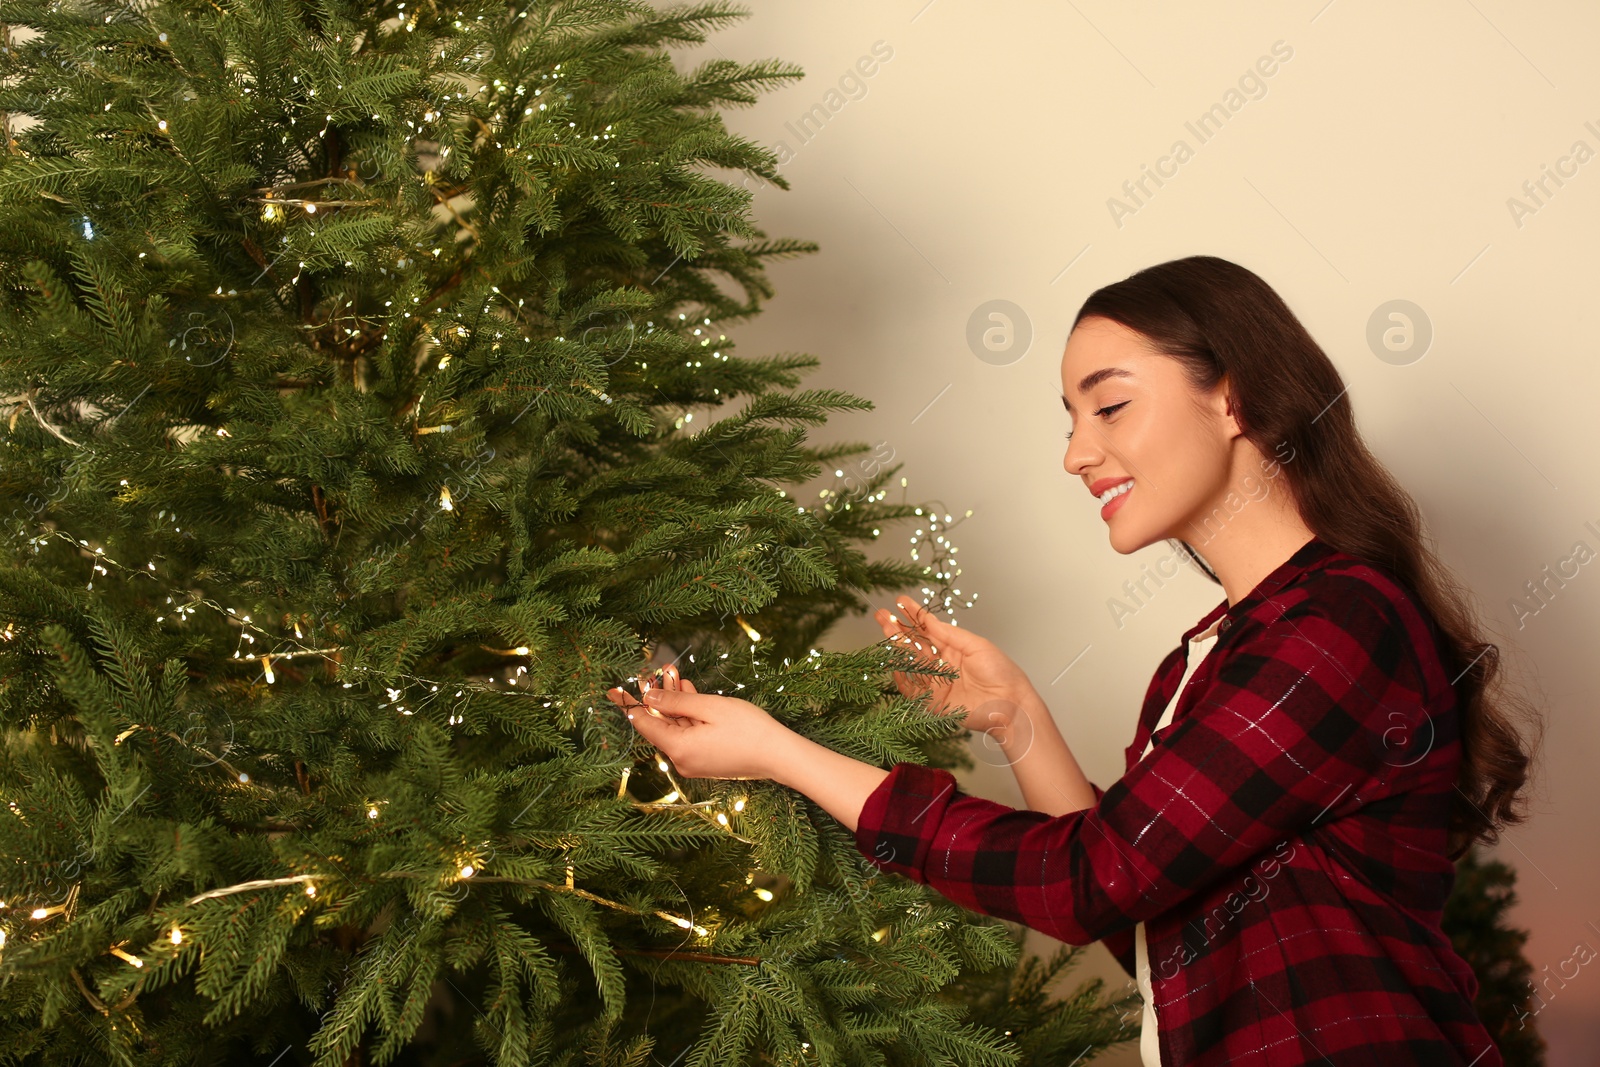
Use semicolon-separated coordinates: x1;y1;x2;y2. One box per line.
872;595;1037;737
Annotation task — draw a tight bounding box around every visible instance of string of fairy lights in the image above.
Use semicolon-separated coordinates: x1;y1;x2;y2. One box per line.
0;461;976;978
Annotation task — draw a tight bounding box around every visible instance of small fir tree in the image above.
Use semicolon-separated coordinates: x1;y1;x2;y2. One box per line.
1442;849;1546;1067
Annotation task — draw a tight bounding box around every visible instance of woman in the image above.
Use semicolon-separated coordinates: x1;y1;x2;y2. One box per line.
605;255;1535;1066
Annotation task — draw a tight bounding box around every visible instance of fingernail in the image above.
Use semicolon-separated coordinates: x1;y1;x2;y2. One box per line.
645;690;661;704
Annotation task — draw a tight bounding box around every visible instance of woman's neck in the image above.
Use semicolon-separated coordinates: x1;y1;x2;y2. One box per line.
1182;486;1318;605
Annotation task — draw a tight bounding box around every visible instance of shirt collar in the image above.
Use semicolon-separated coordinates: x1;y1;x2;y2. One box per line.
1182;535;1339;642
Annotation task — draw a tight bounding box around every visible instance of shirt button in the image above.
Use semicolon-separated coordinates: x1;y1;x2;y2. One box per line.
1219;618;1232;633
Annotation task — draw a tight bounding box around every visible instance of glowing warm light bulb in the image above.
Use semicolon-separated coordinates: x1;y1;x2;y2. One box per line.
367;807;379;819
439;486;454;511
30;908;48;920
110;946;144;968
304;884;317;897
459;865;475;878
754;888;774;902
169;927;183;945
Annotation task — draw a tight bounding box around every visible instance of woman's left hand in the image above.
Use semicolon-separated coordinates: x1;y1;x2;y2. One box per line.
606;664;796;781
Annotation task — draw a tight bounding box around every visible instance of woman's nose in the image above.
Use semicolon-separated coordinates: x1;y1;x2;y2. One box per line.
1063;431;1096;476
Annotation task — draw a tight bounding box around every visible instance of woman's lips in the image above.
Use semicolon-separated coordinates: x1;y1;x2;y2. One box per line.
1100;482;1132;521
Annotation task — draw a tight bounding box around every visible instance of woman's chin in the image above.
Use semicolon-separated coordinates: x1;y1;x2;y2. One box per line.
1106;518;1162;555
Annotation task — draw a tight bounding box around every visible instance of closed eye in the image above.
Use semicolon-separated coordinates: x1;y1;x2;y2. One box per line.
1065;401;1129;440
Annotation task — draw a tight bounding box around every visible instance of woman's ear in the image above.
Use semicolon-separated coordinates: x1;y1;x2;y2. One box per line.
1216;377;1247;440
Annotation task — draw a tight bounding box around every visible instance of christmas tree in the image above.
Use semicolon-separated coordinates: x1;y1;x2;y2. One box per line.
1441;849;1545;1067
0;0;1135;1063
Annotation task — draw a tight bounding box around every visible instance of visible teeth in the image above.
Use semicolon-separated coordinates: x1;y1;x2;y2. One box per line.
1097;480;1133;505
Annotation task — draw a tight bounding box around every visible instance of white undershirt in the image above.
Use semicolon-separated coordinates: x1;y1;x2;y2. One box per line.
1134;618;1222;1067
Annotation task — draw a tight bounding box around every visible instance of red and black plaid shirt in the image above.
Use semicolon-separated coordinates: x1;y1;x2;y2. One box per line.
854;536;1501;1066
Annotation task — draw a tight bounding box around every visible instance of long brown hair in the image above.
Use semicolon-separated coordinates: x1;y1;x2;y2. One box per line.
1073;255;1538;856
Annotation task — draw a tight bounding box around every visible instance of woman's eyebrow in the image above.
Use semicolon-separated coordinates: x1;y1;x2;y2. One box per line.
1060;367;1134;413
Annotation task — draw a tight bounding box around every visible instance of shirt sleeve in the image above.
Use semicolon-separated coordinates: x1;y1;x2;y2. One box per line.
852;581;1431;946
1081;780;1140;972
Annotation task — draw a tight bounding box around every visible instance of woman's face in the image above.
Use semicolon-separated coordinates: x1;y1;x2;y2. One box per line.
1060;316;1240;554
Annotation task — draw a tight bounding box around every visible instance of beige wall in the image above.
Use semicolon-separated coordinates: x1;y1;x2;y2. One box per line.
675;3;1600;1063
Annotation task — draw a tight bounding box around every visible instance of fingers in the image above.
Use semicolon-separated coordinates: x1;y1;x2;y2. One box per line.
657;665;696;695
634;663;683;709
621;696;684;749
873;606;901;639
641;686;694;717
895;595;969;654
894;595;946;633
877;605;918;642
607;686;661;720
608;688;695;766
609;664;705;742
640;664;674;697
878;600;944;661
